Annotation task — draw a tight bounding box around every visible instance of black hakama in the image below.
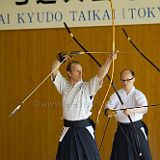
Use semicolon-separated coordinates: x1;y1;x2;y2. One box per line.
56;119;100;160
110;120;152;160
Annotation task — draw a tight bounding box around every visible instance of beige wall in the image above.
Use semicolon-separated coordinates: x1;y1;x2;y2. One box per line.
0;24;160;160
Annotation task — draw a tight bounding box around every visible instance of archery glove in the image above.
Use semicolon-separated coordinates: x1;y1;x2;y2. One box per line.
56;51;67;63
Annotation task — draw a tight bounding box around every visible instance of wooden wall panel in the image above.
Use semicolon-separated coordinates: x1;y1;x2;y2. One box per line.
0;24;160;160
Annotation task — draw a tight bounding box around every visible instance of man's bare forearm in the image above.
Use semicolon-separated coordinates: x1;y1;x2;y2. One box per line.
51;58;61;79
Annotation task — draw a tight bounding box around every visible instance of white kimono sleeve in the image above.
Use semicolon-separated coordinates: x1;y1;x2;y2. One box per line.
51;71;68;94
86;75;103;96
134;91;148;114
135;91;148;106
105;93;118;110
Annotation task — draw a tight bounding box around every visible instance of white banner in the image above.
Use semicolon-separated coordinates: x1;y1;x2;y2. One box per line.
0;0;160;30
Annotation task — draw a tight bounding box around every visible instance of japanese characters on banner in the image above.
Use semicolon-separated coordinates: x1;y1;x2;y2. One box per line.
0;0;160;30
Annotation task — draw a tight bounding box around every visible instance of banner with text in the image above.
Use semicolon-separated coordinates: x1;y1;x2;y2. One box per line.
0;0;160;30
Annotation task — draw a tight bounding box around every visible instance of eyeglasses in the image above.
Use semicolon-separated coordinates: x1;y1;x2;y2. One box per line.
120;77;134;82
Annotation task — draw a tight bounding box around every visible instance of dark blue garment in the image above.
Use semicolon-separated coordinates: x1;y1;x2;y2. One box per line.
56;119;100;160
110;121;152;160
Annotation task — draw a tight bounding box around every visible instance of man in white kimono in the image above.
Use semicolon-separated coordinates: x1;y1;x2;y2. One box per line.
105;69;152;160
51;51;117;160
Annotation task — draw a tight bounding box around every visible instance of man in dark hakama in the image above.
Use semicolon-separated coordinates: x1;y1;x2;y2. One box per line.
51;51;117;160
105;69;152;160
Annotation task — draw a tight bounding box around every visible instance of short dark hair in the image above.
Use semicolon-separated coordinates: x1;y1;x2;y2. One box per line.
66;61;81;72
120;69;135;77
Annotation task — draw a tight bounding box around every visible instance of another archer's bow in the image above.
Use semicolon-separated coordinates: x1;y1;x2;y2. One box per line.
122;28;160;73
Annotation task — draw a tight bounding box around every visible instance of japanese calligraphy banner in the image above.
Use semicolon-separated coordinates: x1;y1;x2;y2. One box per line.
0;0;160;30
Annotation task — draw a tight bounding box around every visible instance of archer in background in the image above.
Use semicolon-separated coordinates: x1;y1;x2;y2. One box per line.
105;69;152;160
